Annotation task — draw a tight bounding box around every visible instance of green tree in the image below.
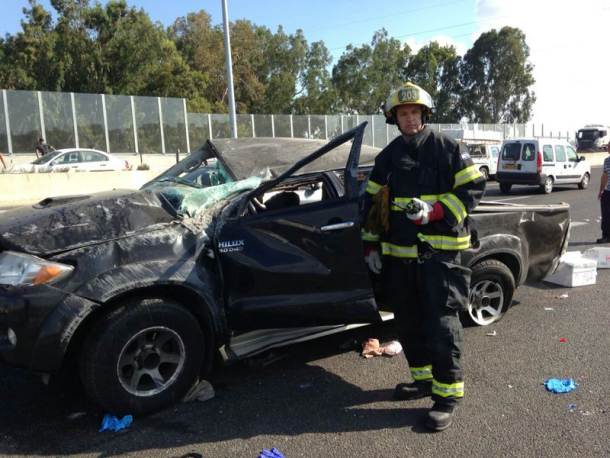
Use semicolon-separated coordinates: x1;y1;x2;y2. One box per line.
0;1;57;90
405;42;463;123
460;26;535;123
332;29;411;114
48;0;106;92
293;40;335;114
169;10;223;111
85;1;206;100
257;26;306;114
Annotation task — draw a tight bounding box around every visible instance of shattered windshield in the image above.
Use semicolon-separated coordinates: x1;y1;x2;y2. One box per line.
156;159;232;188
157;175;262;218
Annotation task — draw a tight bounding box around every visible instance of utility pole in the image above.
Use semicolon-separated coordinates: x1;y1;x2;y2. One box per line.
221;0;238;138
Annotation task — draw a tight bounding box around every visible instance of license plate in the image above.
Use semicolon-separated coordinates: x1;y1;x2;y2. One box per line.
503;163;517;170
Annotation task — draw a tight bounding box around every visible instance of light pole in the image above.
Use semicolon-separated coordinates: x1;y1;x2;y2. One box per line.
221;0;238;138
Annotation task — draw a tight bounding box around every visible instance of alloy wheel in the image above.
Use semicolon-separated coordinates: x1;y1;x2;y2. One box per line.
117;326;186;397
468;279;505;326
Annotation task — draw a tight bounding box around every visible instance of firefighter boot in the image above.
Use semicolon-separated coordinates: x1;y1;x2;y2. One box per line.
425;402;456;431
393;381;432;400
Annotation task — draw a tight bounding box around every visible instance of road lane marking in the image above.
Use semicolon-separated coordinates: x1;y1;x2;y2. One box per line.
571;222;588;227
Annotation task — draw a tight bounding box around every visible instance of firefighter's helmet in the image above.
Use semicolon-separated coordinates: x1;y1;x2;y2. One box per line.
382;82;434;125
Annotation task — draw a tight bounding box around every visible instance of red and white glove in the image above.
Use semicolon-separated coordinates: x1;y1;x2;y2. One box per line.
406;198;444;225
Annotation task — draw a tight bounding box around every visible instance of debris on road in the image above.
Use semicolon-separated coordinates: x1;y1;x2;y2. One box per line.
559;338;568;343
557;294;569;299
568;404;577;412
99;414;133;432
584;247;610;269
183;379;215;403
544;378;577;394
544;307;554;311
485;330;497;336
361;338;403;358
259;447;285;458
362;338;383;357
544;251;597;287
381;340;403;356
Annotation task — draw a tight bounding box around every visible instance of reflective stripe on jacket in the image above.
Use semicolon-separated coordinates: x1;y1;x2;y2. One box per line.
361;127;485;256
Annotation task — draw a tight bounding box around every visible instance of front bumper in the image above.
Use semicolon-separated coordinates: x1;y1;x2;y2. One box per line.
0;284;98;372
496;172;546;186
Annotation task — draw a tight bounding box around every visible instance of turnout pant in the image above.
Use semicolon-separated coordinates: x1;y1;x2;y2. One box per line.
601;190;610;239
386;251;471;406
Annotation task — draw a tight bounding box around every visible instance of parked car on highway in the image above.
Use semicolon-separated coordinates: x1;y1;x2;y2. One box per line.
10;148;129;173
0;124;570;414
496;138;591;194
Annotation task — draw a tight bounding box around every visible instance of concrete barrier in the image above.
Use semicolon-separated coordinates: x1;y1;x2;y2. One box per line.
0;170;160;206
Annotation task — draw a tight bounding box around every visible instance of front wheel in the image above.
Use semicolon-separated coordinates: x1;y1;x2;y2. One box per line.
463;259;515;326
80;298;205;415
578;173;590;190
499;183;512;194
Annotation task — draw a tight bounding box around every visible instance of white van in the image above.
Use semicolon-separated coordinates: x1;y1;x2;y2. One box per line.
496;138;591;194
465;143;501;180
444;128;502;181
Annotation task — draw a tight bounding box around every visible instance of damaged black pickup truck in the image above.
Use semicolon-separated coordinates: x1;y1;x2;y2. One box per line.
0;124;570;414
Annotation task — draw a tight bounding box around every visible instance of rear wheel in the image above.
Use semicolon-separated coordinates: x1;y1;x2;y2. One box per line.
578;173;590;190
80;298;205;415
499;183;512;194
540;176;553;194
464;259;515;326
479;167;489;181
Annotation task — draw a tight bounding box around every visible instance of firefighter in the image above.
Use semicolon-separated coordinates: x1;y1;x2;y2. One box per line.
361;82;485;431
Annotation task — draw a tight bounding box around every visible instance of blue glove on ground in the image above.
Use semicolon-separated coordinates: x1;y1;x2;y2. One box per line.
99;414;133;432
544;378;577;393
259;448;285;458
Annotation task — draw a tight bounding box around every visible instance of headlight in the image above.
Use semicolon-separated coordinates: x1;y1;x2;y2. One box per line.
0;251;74;287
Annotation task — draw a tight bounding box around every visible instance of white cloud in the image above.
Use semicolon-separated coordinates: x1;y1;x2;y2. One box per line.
475;0;610;131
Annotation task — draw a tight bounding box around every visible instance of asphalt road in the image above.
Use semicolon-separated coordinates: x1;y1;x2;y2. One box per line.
2;168;610;458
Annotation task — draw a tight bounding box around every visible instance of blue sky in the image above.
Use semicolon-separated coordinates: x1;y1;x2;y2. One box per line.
1;0;478;61
2;0;609;129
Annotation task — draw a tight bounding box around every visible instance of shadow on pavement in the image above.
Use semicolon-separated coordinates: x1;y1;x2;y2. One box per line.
0;323;432;456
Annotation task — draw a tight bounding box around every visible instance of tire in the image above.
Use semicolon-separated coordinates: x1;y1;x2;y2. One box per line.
464;259;515;326
578;173;590;190
479;167;490;181
499;183;512;194
540;176;553;194
80;298;205;415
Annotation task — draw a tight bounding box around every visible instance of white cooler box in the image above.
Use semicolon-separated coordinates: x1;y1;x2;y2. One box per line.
583;247;610;269
544;251;597;287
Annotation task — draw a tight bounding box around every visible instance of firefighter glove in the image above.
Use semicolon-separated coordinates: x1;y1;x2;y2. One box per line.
405;198;444;225
364;248;382;274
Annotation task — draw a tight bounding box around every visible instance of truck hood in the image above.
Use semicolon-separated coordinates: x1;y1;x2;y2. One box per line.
0;190;176;256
